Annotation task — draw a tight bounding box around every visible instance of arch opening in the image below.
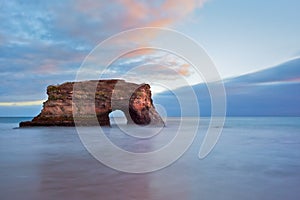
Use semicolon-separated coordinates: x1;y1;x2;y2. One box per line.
109;110;128;125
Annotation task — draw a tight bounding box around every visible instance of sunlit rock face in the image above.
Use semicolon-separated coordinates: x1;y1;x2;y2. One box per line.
20;80;164;127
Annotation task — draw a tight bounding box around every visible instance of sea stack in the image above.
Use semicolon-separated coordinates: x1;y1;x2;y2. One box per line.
19;79;164;127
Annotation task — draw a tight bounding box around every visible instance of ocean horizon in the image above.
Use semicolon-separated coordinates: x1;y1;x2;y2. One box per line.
1;117;300;200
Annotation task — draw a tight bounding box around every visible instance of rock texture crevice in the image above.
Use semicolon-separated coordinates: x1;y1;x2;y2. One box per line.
20;80;164;127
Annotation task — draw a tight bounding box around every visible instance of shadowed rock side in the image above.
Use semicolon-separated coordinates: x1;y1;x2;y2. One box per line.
19;80;164;127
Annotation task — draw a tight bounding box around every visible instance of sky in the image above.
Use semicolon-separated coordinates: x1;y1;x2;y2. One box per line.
0;0;300;116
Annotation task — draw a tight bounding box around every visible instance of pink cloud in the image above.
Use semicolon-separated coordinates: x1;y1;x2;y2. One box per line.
119;0;207;28
52;0;207;44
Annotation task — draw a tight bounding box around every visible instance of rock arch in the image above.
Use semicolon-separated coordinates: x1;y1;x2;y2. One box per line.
20;79;165;127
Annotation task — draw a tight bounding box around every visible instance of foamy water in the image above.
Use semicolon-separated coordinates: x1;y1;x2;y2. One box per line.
0;117;300;200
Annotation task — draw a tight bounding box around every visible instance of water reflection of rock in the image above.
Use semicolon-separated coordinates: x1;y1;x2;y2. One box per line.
35;127;152;199
35;127;189;200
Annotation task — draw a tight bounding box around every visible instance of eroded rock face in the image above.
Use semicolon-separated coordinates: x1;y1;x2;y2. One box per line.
19;80;164;127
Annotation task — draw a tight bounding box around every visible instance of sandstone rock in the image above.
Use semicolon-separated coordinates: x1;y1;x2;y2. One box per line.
20;79;164;127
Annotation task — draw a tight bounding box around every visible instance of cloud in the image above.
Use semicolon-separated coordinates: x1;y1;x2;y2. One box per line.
0;100;45;107
0;0;207;46
44;0;206;45
250;78;300;86
0;0;207;105
99;50;195;89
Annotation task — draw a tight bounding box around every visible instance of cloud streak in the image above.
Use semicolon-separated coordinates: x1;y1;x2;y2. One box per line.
0;100;45;107
0;0;207;107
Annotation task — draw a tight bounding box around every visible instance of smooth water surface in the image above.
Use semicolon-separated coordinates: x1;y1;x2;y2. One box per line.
0;117;300;200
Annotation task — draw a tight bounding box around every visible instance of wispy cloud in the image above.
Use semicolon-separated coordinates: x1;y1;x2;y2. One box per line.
0;0;206;105
107;50;194;79
0;100;45;107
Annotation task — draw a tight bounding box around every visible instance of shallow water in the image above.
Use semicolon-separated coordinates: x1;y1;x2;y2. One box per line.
0;117;300;200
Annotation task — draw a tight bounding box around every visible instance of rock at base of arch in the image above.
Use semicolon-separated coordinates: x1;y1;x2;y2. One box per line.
19;79;165;127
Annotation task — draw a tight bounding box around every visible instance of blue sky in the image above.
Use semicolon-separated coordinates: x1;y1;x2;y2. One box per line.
0;0;300;116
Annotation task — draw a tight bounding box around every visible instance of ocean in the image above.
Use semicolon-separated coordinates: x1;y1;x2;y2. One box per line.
0;117;300;200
